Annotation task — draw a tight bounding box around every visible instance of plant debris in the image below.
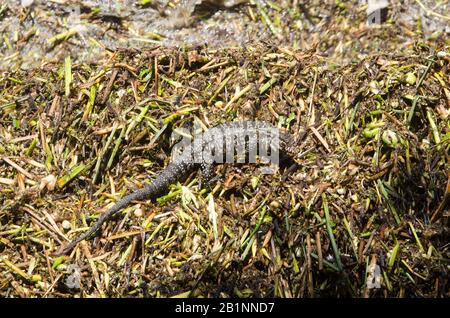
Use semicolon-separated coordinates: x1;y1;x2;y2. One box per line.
0;0;449;298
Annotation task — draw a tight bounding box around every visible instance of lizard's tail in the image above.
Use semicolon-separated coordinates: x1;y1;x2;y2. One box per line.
53;185;160;256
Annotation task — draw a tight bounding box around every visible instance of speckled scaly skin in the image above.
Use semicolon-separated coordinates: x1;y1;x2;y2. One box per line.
54;121;296;255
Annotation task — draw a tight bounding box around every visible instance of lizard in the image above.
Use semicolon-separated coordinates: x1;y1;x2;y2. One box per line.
54;121;298;256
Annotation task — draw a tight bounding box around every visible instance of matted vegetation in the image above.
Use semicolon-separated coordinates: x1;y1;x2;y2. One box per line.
0;0;449;298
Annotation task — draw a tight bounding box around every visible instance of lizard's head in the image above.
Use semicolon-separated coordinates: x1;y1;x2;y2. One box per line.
279;132;299;159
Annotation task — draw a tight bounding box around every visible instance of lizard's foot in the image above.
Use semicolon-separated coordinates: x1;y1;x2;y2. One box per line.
199;163;221;189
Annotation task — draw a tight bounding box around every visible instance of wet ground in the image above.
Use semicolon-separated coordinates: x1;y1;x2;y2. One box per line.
1;0;449;70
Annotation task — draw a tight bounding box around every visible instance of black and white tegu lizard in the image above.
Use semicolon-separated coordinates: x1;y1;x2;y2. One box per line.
55;121;298;255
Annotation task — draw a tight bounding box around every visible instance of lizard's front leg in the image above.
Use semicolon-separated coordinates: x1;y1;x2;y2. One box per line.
199;162;220;189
